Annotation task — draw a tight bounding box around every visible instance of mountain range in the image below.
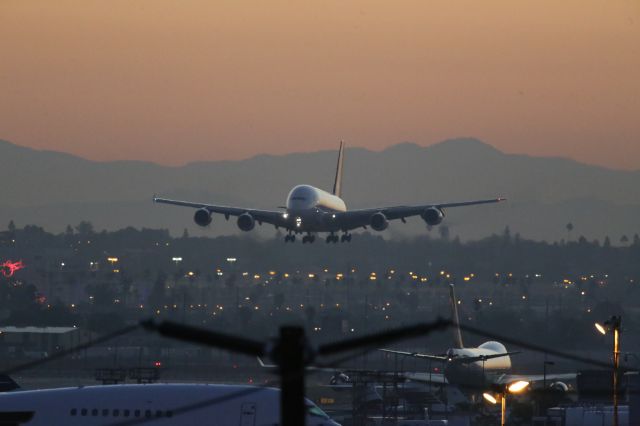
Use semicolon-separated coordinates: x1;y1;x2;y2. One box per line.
0;138;638;242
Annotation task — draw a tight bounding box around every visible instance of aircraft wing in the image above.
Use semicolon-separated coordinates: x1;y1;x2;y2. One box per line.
336;198;506;230
495;373;577;385
453;351;521;364
381;349;519;365
153;196;287;227
379;349;449;363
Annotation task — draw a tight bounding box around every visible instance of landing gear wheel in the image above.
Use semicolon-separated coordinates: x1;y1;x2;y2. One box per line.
326;234;338;243
340;233;352;243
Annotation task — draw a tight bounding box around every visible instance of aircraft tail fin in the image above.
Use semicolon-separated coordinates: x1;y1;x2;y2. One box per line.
449;283;464;349
332;141;345;197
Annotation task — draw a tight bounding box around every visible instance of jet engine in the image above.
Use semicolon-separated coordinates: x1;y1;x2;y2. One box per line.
421;207;444;226
549;382;569;393
237;213;255;231
329;372;351;385
193;208;212;227
370;212;389;231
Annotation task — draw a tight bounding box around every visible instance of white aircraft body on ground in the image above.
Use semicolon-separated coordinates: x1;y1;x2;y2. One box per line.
0;383;338;426
154;142;505;243
381;284;575;390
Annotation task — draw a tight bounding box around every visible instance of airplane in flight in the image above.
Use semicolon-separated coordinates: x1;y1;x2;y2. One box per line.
380;284;575;391
154;142;505;243
0;382;339;426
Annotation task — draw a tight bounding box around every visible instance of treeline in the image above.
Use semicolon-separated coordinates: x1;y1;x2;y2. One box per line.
1;221;640;279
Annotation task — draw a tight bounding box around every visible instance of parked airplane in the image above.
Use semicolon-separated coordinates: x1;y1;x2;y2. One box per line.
153;142;505;243
380;284;575;391
0;383;338;426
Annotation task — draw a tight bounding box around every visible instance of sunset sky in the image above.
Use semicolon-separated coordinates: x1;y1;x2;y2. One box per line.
1;1;638;168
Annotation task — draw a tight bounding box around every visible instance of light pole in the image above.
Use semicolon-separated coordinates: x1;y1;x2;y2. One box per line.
483;380;530;426
595;315;622;426
543;360;555;390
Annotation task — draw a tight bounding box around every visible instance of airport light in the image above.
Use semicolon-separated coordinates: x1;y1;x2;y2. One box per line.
483;392;497;404
508;380;530;393
594;315;622;426
483;381;530;426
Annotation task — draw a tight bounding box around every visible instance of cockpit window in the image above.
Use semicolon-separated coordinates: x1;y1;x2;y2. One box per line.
291;196;306;201
306;404;329;419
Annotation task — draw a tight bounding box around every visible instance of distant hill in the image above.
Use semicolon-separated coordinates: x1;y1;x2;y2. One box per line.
0;138;638;241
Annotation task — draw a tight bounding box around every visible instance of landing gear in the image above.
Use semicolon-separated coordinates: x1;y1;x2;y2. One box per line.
284;234;296;243
340;233;352;243
302;234;316;244
326;234;339;243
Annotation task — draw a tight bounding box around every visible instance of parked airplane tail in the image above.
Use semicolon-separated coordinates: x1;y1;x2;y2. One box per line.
448;283;464;349
332;141;345;198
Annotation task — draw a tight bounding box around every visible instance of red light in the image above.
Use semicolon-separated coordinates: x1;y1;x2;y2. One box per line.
154;361;162;368
1;260;25;278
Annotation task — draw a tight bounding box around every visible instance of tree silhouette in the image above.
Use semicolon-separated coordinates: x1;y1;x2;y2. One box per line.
566;222;574;242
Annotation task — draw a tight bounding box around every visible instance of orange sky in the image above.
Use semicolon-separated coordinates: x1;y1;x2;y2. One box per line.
0;1;638;168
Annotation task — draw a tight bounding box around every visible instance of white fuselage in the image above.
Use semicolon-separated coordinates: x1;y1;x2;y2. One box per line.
0;384;338;426
445;341;512;387
286;185;347;213
284;185;347;233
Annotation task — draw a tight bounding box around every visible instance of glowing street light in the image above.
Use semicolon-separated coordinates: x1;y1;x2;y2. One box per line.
594;315;622;426
483;381;530;426
482;392;497;404
508;380;530;393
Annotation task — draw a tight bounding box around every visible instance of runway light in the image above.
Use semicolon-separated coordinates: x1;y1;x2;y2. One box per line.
595;322;607;335
483;392;497;404
508;381;530;393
